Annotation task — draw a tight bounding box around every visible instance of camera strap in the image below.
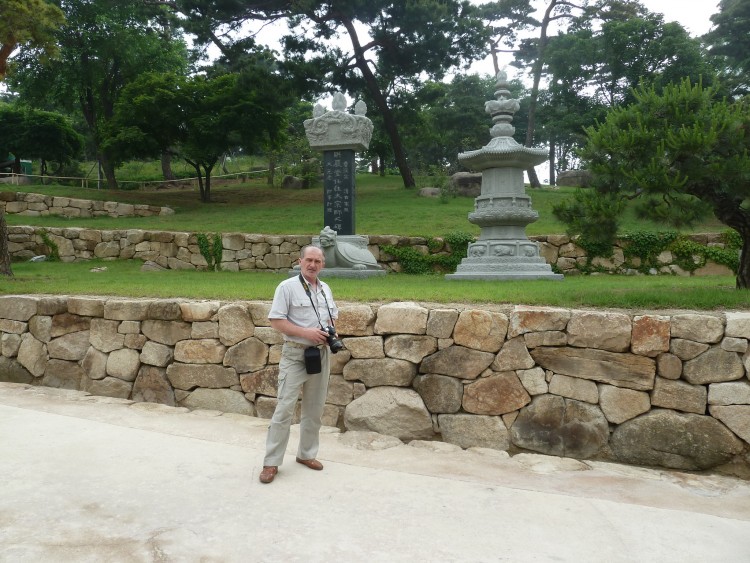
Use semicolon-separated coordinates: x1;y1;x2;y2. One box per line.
298;274;335;330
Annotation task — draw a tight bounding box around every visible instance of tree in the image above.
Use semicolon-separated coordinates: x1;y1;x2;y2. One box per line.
9;0;189;188
0;0;64;80
0;103;83;171
108;70;287;202
165;0;490;188
553;80;750;288
704;0;750;96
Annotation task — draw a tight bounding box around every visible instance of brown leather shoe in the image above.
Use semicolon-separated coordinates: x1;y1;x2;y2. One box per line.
259;466;278;483
296;457;324;471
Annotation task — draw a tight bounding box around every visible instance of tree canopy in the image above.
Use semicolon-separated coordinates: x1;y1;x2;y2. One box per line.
553;80;750;288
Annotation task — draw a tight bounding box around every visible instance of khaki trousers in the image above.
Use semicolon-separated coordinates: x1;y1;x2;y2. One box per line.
263;343;330;467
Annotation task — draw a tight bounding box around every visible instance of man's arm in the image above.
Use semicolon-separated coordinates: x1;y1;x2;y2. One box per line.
270;318;329;345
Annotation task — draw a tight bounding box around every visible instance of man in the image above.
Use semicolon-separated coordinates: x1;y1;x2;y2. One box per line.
259;245;339;484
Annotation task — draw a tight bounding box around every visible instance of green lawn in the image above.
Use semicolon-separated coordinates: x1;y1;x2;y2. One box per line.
2;259;745;310
2;168;744;311
2;172;728;237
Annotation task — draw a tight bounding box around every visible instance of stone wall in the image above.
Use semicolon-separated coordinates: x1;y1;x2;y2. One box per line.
0;191;173;218
5;225;736;276
1;295;748;476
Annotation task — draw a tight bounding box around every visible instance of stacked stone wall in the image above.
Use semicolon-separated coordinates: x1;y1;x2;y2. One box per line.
1;296;748;476
0;191;173;219
5;225;736;276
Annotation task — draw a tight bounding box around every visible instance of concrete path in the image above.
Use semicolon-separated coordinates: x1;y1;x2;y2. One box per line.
1;382;749;563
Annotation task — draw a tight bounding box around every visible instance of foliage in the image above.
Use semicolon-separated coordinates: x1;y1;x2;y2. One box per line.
558;79;750;288
382;230;474;274
195;232;223;271
620;231;679;271
9;0;190;188
0;0;65;80
108;70;288;202
0;103;83;170
169;0;491;188
38;229;59;262
704;0;750;96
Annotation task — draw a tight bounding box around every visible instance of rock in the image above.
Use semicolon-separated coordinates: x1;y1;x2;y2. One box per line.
516;367;548;396
598;385;650;424
384;335;437;363
670;338;709;360
179;301;220;322
683;347;745;384
106;348;141;382
131;365;175;406
725;312;750;338
174;339;226;364
610;409;744;470
141;260;166;271
449;172;482;197
325;374;355;406
42;359;83;389
530;346;655;391
104;299;151;321
167;363;239;390
180;388;254;416
0;357;34;384
631;315;670;357
223;337;268;373
708;381;750;405
240;366;279;397
556;169;592;187
426;309;459;339
0;296;38;321
47;331;90;361
281;175;306;190
418;187;441;198
548;373;598;403
452;309;508;352
374;302;428;335
89;318;125;353
335;304;375;336
708;405;750;445
342;336;384;358
17;333;47;377
671;314;724;344
566;311;631;352
463;371;531;415
438;413;510;450
344;386;434;441
139;341;174;367
508;306;571;337
650;377;707;414
343;358;416;387
491;336;535;371
413;374;463;414
141;319;192;346
656;352;682;380
420;346;495;379
50;313;90;337
82;346;108;380
218;303;255;346
510;395;609;459
83;376;132;399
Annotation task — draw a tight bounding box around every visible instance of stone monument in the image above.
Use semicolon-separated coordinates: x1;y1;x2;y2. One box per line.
300;92;384;278
446;71;563;281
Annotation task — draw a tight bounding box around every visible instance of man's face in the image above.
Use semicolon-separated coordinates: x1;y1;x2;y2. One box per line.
300;248;325;279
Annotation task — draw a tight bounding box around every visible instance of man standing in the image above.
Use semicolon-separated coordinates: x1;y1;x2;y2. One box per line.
259;245;339;484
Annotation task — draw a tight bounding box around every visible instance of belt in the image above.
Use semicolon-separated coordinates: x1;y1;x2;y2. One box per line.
284;341;325;349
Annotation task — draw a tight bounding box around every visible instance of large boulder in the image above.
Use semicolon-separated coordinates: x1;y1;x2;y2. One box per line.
344;386;434;441
556;169;592;187
610;409;744;470
449;172;482;197
438;413;510;450
510;394;609;459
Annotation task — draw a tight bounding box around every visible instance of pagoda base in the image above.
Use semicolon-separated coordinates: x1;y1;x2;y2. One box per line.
446;256;563;281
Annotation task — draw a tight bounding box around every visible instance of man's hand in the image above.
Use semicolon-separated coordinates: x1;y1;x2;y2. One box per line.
270;319;329;345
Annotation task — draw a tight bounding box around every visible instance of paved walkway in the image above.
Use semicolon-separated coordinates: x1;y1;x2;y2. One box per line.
1;382;749;563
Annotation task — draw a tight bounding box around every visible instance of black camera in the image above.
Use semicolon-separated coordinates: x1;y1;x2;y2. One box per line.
325;326;345;354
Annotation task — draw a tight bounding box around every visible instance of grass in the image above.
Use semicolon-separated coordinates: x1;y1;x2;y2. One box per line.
2;259;746;311
2;162;744;311
2;171;728;237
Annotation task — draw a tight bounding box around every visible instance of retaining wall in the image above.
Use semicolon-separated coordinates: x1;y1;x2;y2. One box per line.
0;191;173;218
1;295;748;476
5;225;736;276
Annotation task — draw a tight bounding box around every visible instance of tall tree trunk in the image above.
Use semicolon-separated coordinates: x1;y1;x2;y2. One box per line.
268;153;276;185
0;210;13;277
525;0;558;189
341;17;415;188
738;233;750;289
161;151;176;181
99;154;118;189
548;138;556;186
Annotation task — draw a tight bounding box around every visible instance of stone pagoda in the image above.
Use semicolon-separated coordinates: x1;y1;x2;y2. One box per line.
446;71;563;281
